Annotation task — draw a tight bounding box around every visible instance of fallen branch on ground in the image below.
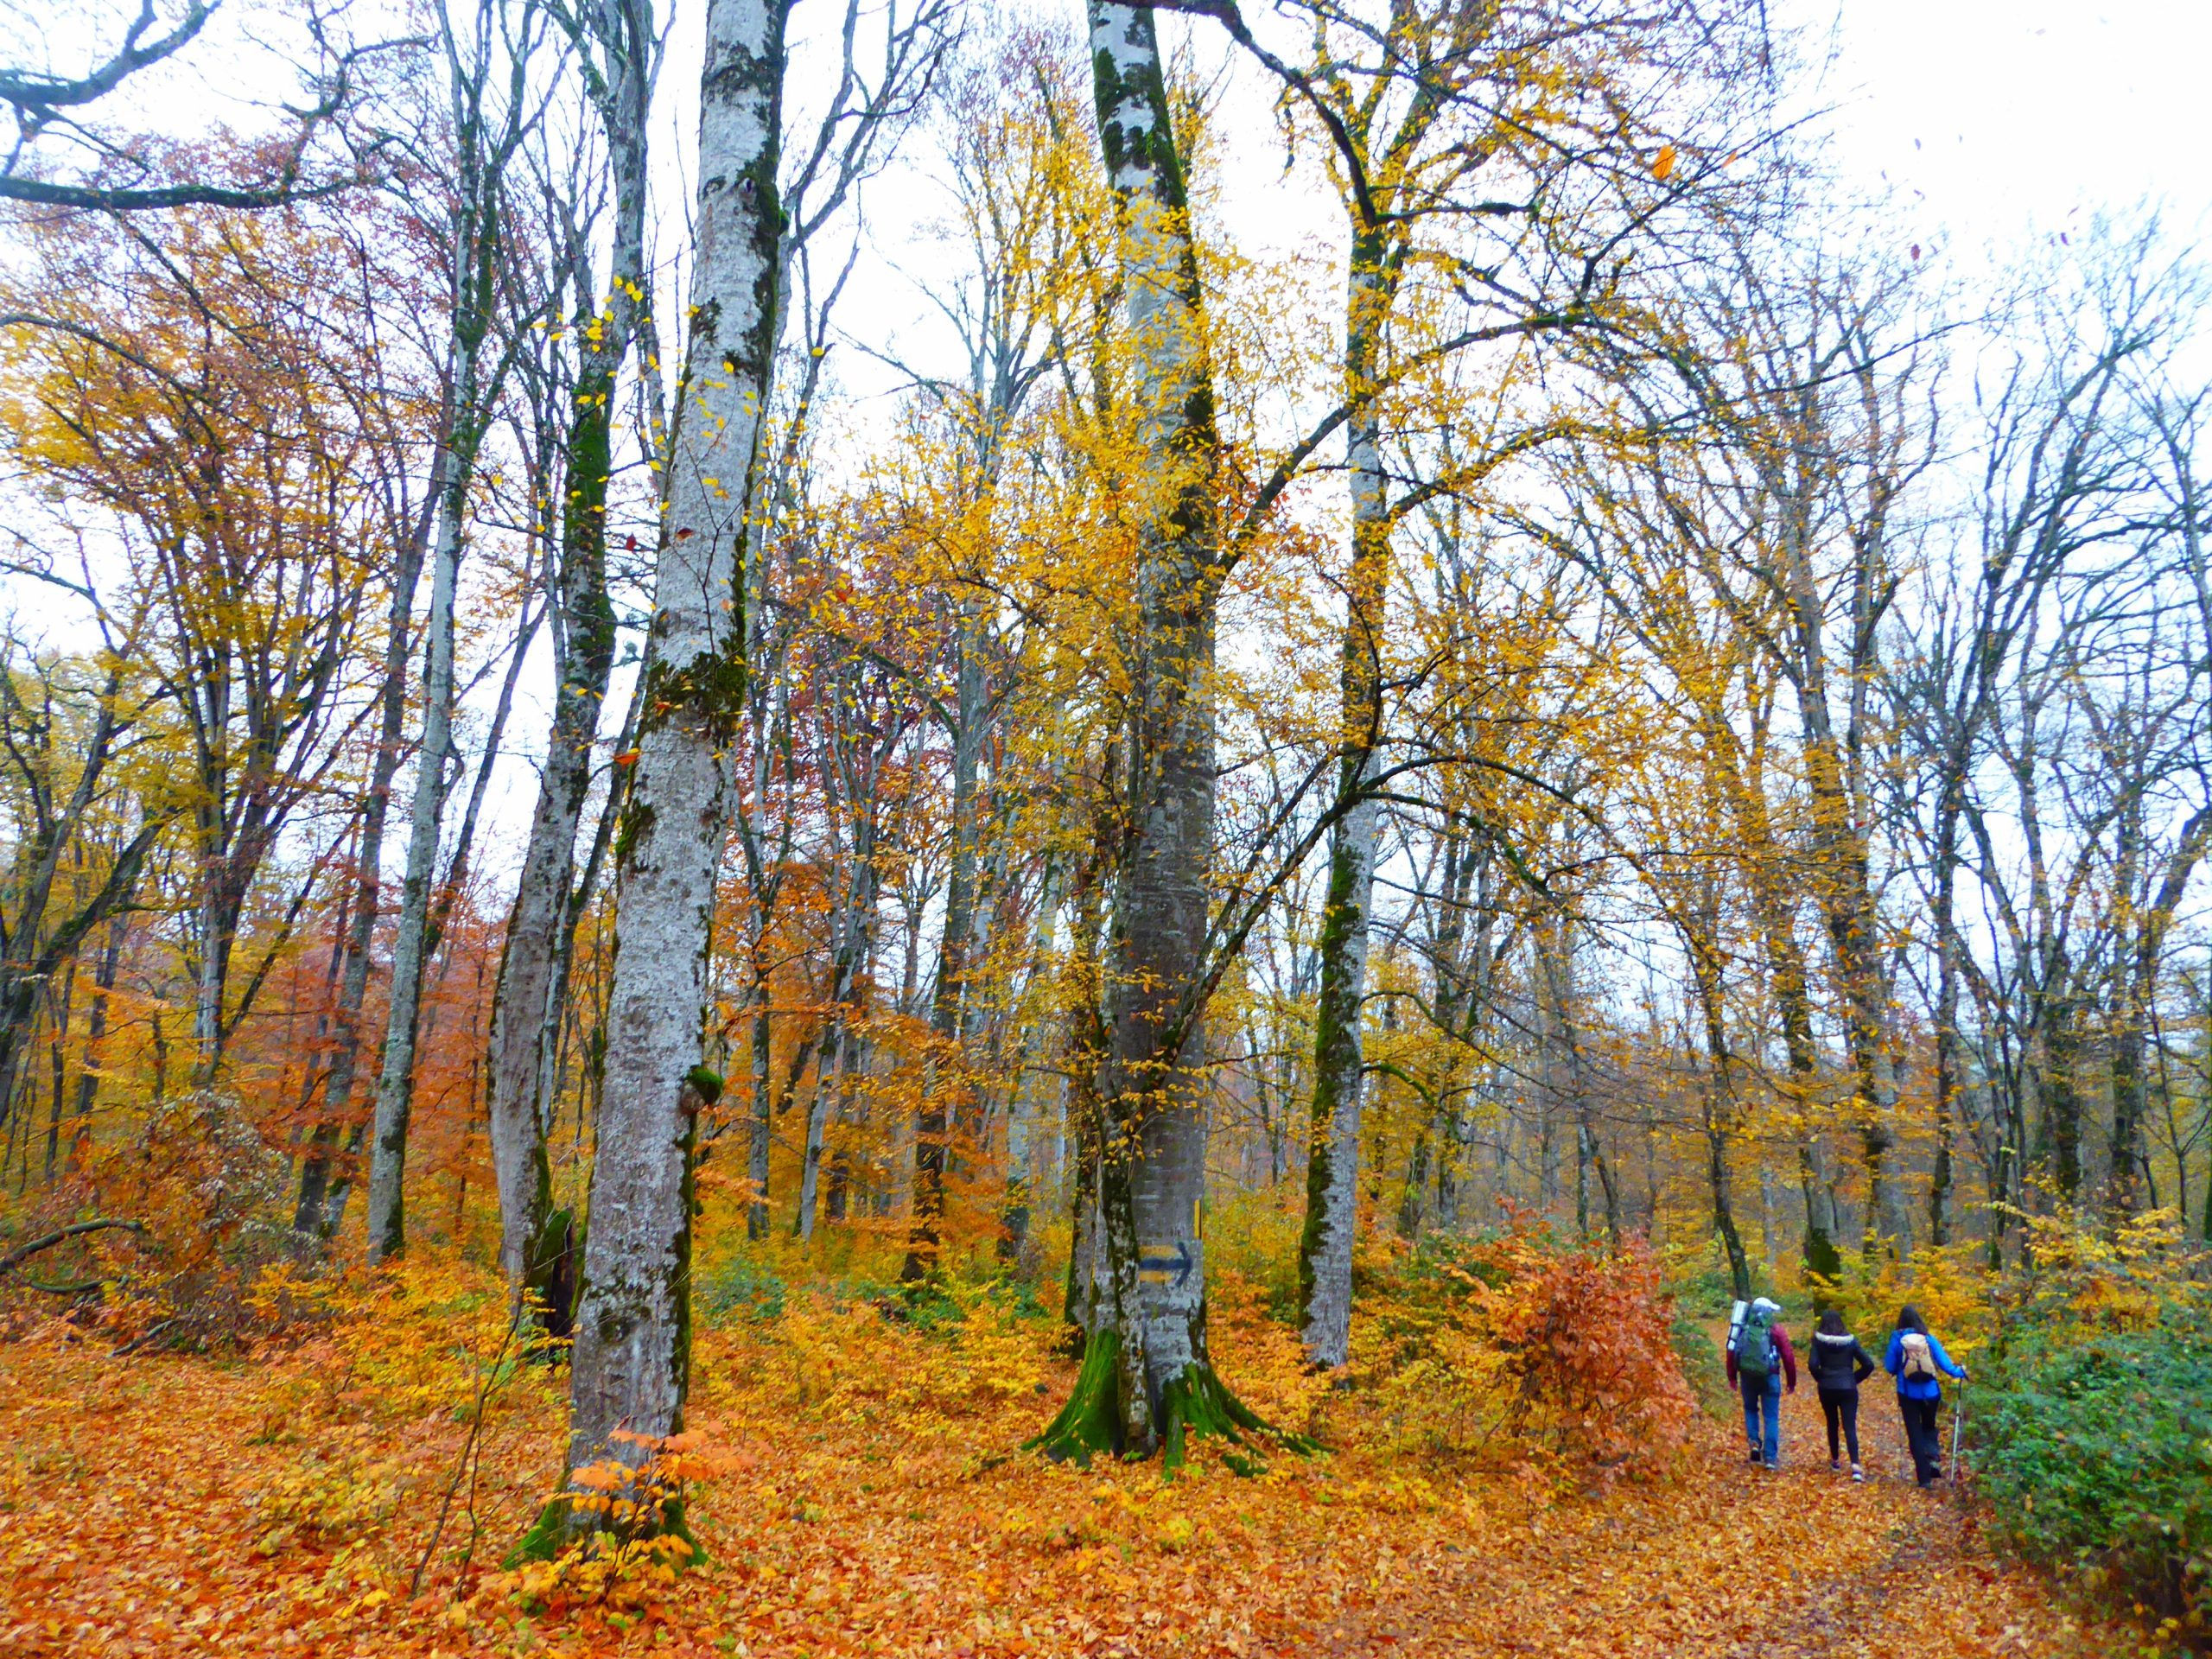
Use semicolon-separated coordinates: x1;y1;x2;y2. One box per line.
0;1217;145;1275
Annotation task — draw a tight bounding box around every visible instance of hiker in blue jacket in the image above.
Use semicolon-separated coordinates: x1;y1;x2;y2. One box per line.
1884;1303;1967;1487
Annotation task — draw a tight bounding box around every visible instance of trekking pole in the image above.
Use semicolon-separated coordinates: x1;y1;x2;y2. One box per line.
1949;1378;1966;1484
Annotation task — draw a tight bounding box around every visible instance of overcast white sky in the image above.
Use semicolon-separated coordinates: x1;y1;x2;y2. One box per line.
14;0;2203;456
12;0;2202;304
1777;0;2209;257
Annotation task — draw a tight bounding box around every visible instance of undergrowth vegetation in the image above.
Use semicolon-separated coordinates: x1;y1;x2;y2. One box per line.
6;1158;2204;1653
1961;1212;2212;1650
0;1197;2181;1656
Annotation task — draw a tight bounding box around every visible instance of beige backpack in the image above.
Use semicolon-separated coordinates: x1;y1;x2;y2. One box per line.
1900;1331;1937;1380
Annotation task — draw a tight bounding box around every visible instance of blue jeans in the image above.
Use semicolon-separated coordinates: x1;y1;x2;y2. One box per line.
1741;1373;1782;1464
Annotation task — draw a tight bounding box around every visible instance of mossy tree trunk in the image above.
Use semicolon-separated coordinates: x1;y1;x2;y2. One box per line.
1037;0;1243;1468
523;0;785;1558
486;0;653;1318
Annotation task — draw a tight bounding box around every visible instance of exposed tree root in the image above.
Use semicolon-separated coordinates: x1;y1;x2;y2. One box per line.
1159;1358;1316;1475
1029;1329;1316;1475
507;1483;702;1568
1028;1327;1126;1465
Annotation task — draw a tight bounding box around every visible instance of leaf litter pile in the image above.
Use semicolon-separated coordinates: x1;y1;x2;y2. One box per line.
1;1261;2139;1658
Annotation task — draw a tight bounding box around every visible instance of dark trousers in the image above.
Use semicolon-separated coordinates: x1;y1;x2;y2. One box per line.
1898;1393;1942;1484
1818;1387;1860;1463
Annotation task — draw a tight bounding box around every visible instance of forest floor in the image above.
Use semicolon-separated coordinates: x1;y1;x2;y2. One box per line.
0;1287;2148;1659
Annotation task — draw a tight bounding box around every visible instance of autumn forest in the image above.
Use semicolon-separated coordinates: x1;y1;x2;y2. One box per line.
2;0;2209;1654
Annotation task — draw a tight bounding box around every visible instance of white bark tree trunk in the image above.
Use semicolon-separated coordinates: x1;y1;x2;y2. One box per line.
486;14;653;1304
366;436;469;1262
365;3;537;1262
904;600;988;1277
1038;3;1259;1466
528;0;785;1555
1298;246;1391;1369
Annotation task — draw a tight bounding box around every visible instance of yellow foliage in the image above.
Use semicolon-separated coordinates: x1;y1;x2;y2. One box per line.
250;1425;406;1553
2008;1206;2208;1337
1817;1241;1999;1359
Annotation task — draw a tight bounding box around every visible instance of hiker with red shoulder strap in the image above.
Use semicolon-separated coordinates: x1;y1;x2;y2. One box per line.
1726;1296;1796;1469
1884;1303;1967;1488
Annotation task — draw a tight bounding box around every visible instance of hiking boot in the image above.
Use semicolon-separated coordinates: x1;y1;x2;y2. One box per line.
1830;1459;1842;1472
1747;1448;1762;1465
1851;1465;1865;1482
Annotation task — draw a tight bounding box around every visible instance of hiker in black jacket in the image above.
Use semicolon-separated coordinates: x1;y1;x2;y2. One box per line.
1807;1308;1878;1480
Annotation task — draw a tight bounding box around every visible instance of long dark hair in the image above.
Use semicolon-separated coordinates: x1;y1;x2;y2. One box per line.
1897;1303;1929;1335
1819;1308;1848;1337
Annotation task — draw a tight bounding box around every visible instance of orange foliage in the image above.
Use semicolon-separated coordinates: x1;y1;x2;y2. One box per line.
0;1244;2152;1658
1471;1229;1697;1480
1347;1224;1693;1484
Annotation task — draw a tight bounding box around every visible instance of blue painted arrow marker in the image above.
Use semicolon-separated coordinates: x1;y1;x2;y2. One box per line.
1138;1239;1196;1289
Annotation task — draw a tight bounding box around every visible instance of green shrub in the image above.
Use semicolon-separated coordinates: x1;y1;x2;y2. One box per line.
1969;1328;2212;1645
856;1268;1050;1337
1669;1311;1733;1420
1657;1235;1752;1320
700;1254;788;1324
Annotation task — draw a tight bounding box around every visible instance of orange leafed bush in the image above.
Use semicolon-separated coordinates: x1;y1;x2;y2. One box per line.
1473;1229;1696;1478
1357;1221;1694;1482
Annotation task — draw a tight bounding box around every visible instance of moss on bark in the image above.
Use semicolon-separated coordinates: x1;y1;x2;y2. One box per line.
1029;1326;1125;1465
521;1205;578;1351
1158;1359;1313;1476
1030;1328;1313;1475
508;1492;569;1565
505;1485;704;1569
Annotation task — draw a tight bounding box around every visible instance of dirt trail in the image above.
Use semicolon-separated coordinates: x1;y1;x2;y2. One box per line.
1302;1339;2108;1659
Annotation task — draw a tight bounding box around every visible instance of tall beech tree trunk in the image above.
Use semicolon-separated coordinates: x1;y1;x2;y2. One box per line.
1035;3;1268;1466
486;0;652;1311
1057;832;1111;1352
797;811;880;1242
905;601;988;1279
1795;687;1898;1250
71;906;127;1129
1685;897;1750;1299
522;0;785;1556
41;968;72;1179
366;12;537;1261
366;434;472;1261
2107;807;2209;1218
1711;700;1845;1277
1297;236;1391;1370
2041;988;2083;1201
1397;828;1474;1240
1703;1071;1751;1300
294;486;434;1239
1929;792;1962;1246
745;991;773;1238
